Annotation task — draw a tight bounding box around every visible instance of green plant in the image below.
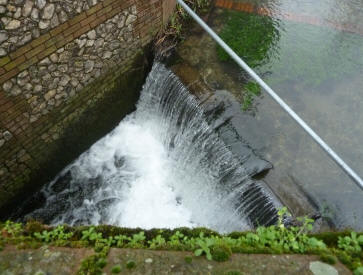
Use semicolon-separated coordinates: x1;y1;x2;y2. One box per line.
320;253;337;265
148;234;166;249
126;260;136;269
81;227;103;243
33;225;73;243
114;235;130;248
211;243;232;262
127;232;145;248
194;233;215;260
338;232;363;254
96;257;107;268
2;221;23;237
354;267;363;275
78;254;105;275
184;256;193;263
111;264;121;273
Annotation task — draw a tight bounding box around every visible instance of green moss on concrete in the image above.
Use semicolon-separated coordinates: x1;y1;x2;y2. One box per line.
1;220;362;272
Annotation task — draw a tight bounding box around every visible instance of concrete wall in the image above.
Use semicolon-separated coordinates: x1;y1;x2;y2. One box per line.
0;0;176;215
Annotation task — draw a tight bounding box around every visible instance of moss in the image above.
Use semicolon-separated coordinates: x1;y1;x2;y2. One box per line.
184;256;193;263
126;260;136;269
320;253;337;265
78;254;108;275
24;221;46;235
310;231;352;247
216;10;279;68
96;257;107;269
111;264;122;273
224;271;243;275
211;244;232;262
354;267;363;275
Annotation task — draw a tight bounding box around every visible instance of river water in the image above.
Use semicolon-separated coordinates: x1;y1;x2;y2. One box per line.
175;0;363;229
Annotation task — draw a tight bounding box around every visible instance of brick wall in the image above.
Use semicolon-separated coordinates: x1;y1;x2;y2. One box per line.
0;0;176;214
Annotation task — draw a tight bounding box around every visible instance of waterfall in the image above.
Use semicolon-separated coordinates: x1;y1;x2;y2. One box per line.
26;63;280;232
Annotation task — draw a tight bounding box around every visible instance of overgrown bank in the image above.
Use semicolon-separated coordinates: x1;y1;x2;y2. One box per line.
1;208;362;274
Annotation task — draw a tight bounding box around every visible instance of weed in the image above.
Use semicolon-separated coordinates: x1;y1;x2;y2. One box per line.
184;256;193;263
111;264;121;273
320;253;337;265
126;260;136;269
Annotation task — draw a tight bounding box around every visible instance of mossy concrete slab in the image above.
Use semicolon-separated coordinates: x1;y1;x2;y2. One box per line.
0;246;352;275
0;245;93;275
105;249;351;275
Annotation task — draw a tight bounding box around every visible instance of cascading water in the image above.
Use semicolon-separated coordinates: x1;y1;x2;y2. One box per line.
25;62;280;232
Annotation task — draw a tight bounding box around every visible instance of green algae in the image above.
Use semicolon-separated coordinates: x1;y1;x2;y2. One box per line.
216;10;280;68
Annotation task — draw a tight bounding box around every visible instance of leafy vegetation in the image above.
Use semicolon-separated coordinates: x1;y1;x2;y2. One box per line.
0;208;362;274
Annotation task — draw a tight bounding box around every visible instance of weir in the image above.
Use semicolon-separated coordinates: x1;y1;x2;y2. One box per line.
22;63;282;232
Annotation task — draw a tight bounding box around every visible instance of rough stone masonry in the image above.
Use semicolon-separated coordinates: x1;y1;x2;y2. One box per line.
0;0;176;215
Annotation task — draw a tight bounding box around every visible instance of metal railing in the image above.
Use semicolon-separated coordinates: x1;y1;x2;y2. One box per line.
176;0;363;190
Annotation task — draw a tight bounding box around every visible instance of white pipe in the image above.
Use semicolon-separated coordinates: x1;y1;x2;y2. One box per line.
176;0;363;190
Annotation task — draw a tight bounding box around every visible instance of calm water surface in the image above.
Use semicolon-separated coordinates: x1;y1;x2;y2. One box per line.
176;0;363;229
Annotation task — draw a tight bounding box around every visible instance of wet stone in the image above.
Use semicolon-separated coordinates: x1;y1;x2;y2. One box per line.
22;0;33;17
0;31;8;44
309;261;338;275
39;57;51;65
18;70;28;78
0;48;6;56
3;130;12;141
49;53;58;63
59;75;70;86
50;13;59;28
103;51;112;59
20;32;32;45
34;84;43;93
44;89;56;101
39;19;50;29
87;30;96;40
6;19;21;30
31;8;39;21
6;4;16;12
58;10;67;23
17;77;28;87
32;28;40;38
14;7;21;18
10;85;21;96
36;0;46;10
125;14;137;25
84;60;94;73
2;81;12;92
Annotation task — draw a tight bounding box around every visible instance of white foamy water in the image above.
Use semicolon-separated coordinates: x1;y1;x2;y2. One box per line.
26;63;279;232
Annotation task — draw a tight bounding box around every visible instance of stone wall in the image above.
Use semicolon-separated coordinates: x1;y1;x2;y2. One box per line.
0;0;176;215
